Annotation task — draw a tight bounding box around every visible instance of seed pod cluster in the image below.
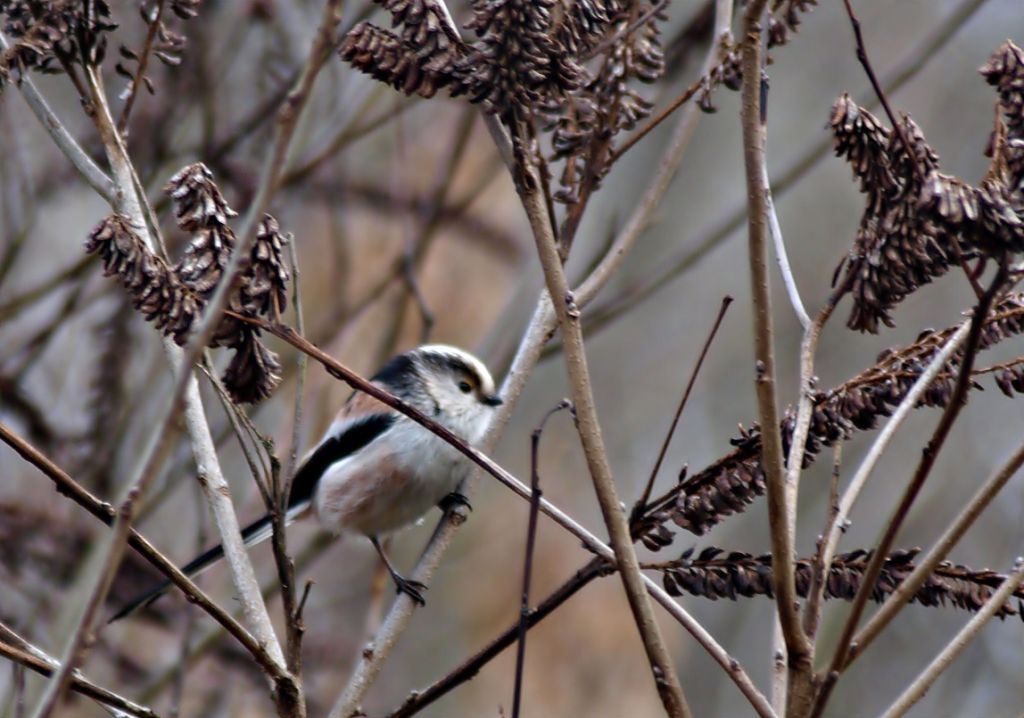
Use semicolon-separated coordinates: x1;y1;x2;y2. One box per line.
85;164;291;404
658;546;1024;620
833;41;1024;332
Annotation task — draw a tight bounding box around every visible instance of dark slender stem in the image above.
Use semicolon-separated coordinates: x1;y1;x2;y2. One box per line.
116;0;166;132
631;296;733;527
388;559;608;718
810;268;1009;718
841;0;923;185
611;75;706;163
513;400;573;718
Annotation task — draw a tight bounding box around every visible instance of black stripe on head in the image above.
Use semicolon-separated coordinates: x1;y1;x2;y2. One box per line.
419;349;481;386
371;353;422;397
287;413;396;509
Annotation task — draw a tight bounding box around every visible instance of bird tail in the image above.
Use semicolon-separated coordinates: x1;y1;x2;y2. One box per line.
109;502;306;623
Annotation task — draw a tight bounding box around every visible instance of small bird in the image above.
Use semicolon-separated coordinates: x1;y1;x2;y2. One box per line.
112;344;501;620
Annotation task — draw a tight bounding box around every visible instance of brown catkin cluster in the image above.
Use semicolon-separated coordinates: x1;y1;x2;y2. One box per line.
833;41;1024;333
86;215;205;346
341;0;466;99
658;547;1024;620
338;0;825;205
85;163;291;404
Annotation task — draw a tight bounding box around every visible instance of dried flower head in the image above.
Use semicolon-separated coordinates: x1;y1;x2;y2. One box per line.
547;1;664;203
85;214;203;346
658;546;1024;619
833;43;1024;332
341;0;467;99
697;0;818;112
340;0;627;115
85;166;292;404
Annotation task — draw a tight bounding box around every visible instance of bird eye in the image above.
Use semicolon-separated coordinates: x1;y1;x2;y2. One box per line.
458;380;472;394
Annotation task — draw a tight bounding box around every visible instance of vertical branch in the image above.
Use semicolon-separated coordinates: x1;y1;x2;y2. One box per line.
510;116;691;718
737;4;812;711
281;235;309;673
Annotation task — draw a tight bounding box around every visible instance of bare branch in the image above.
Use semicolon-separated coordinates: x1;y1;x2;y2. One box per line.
879;558;1024;718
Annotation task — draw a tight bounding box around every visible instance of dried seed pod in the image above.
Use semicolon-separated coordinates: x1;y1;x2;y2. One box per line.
85;215;203;347
165;162;238;233
656;546;1024;618
235;214;291;318
86;166;293;405
833;44;1024;333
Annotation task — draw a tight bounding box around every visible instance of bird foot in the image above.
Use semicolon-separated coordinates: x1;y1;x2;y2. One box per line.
392;574;428;606
439;491;472;513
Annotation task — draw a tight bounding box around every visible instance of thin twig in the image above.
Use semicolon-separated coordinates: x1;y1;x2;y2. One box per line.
610;2;734;164
807;317;973;635
631;295;733;525
811;270;1009;718
803;443;843;638
116;0;167;132
840;0;923;184
513;399;573;718
0;640;157;718
763;162;810;329
282;226;309;673
879;557;1024;718
770;615;786;715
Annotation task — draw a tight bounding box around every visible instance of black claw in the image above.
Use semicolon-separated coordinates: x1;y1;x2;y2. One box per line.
440;491;472;512
393;575;428;606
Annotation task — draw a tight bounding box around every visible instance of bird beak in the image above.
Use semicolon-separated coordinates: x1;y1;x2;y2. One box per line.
482;394;503;407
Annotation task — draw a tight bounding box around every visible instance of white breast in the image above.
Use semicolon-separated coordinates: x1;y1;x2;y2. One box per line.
313;419;473;537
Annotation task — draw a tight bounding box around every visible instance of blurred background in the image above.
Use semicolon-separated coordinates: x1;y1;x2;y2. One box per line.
2;0;1023;715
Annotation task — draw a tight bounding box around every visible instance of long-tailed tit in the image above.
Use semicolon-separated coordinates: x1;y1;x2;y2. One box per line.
112;344;501;619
